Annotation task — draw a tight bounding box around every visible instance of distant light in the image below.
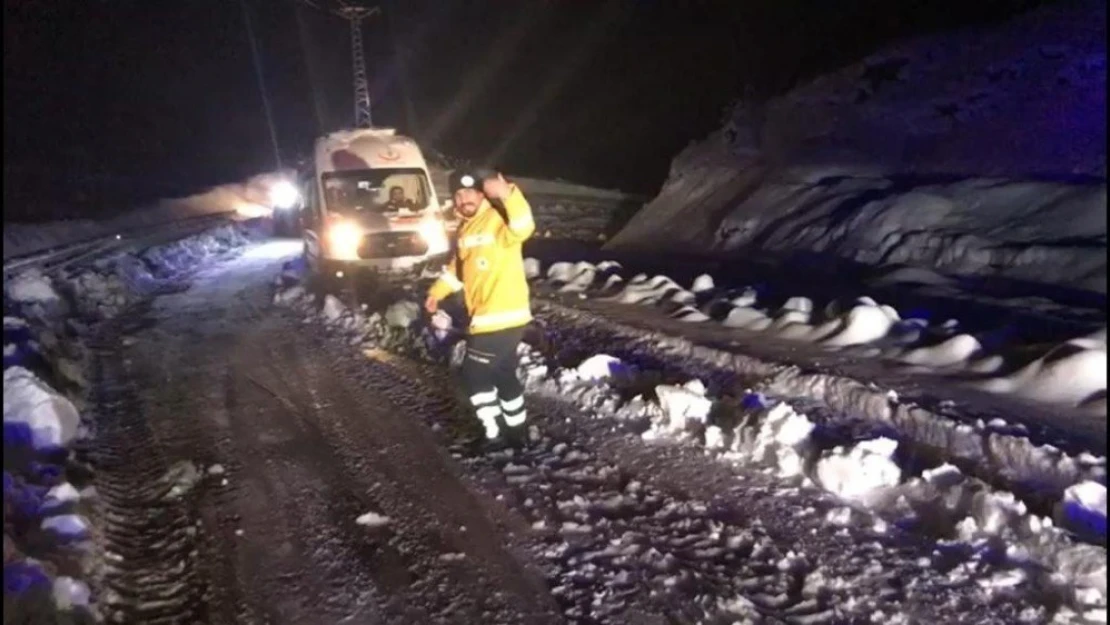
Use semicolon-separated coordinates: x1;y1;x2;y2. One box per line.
269;180;300;210
336;271;345;278
115;234;122;240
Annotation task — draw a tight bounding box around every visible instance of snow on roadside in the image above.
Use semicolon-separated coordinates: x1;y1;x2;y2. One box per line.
537;259;1107;416
2;223;253;621
3;172;282;262
273;262;1106;621
532;354;1108;621
3;366;82;449
355;512;392;528
532;259;1107;514
533;260;1106;494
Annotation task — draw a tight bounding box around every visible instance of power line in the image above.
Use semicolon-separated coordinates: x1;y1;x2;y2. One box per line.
239;0;283;169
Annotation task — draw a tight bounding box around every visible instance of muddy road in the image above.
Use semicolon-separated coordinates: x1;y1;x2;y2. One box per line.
84;241;1058;625
88;244;560;624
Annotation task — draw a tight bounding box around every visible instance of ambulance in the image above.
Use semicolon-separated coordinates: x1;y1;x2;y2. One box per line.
300;128;450;276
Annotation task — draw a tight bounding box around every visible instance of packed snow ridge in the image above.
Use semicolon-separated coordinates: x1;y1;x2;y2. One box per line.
533;258;1107;551
607;0;1106;293
3;224;251;621
273;261;1106;621
3;171;282;262
540;258;1108;416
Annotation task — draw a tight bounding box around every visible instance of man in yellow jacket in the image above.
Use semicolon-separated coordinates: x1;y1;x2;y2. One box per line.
425;168;536;443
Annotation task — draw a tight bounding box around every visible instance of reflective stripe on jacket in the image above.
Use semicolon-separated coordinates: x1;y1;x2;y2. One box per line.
427;184;535;334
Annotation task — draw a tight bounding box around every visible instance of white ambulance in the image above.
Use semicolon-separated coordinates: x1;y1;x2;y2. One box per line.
300;128;450;277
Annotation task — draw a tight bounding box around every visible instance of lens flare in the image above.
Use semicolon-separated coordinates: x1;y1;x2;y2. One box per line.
269;180;300;210
326;220;363;260
419;218;449;255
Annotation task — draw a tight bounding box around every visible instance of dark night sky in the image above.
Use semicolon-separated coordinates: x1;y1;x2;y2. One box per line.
3;0;1054;220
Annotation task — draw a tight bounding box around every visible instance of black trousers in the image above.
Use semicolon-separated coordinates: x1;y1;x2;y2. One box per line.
460;325;527;428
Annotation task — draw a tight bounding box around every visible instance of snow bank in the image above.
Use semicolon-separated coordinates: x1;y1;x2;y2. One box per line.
648;380;713;435
607;0;1106;293
814;438;903;504
3;171;281;262
529;262;1106;533
2;222;253;622
974;339;1108;407
549;363;1107;619
527;257;1108;416
3;367;81;450
712;401;815;478
698;391;1091;613
5;224;249;326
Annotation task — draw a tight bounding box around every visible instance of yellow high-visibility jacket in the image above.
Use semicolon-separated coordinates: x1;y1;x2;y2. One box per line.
428;184;536;334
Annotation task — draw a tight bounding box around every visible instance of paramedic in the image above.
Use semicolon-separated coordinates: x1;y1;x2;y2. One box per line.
424;168;536;442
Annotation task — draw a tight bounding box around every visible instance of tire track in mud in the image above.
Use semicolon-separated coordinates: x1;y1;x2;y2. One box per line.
88;247;563;625
351;345;827;623
86;315;215;625
207;327;559;624
353;343;1034;624
269;335;563;624
83;243;1059;625
323;278;1047;624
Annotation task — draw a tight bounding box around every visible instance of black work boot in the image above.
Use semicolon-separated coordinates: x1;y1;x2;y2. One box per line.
468;414;509;455
443;399;487;452
500;418;529;449
478;436;511;455
456;416;487;446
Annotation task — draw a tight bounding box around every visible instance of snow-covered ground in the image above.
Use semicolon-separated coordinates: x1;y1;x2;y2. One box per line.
527;257;1107;544
0;169;639;624
3;172;285;262
539;259;1107;417
272;254;1106;623
607;0;1106;294
2;224;253;621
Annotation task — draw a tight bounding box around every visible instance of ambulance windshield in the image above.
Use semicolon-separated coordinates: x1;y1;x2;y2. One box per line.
321;168;431;216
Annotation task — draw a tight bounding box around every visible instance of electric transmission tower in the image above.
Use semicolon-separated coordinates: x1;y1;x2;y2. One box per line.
297;0;381;128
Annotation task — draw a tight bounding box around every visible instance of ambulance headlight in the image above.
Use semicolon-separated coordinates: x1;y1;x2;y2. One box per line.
419;218;449;255
269;180;300;210
326;220;363;260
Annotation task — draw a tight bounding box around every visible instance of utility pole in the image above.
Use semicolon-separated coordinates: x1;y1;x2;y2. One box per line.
340;5;379;127
297;0;381;128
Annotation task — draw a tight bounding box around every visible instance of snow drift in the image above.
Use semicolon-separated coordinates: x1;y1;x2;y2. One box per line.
3;171;284;262
532;257;1108;420
607;0;1106;293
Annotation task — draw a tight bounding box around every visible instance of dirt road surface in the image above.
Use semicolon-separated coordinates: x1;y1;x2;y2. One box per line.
85;241;1055;625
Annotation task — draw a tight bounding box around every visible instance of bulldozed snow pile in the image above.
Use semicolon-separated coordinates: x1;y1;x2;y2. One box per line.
3;171;282;262
533;258;1107;415
607;0;1106;294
